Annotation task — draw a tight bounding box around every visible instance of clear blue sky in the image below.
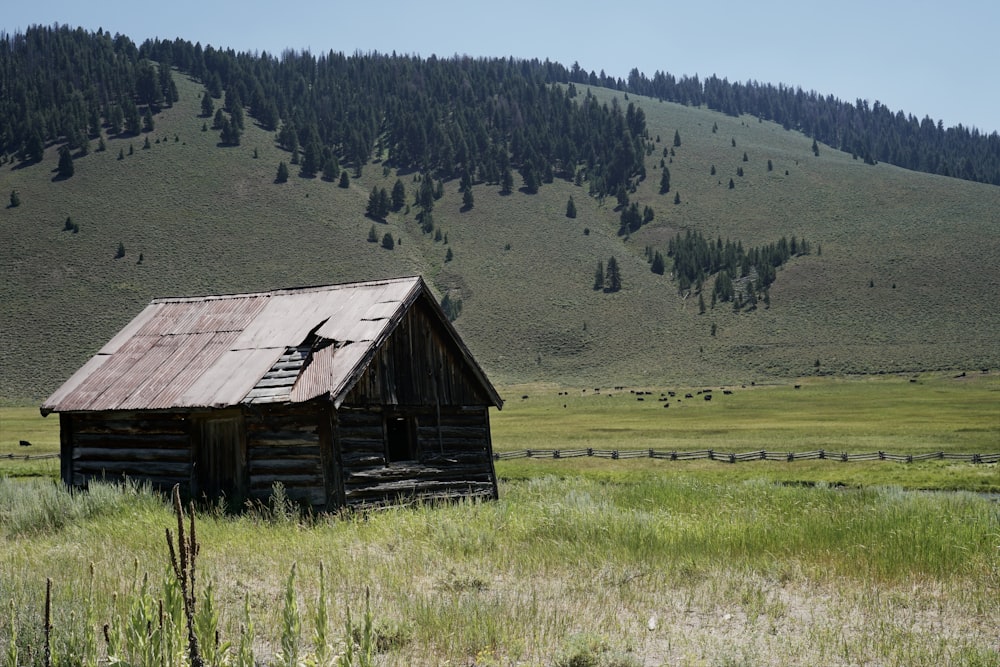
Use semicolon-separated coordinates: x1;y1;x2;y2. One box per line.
6;0;997;134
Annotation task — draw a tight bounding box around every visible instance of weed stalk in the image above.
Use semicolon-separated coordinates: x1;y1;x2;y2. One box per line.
166;484;204;667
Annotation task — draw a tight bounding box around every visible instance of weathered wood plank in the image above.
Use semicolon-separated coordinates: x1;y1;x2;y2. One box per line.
338;438;386;451
248;445;321;459
249;459;322;474
249;473;326;487
415;437;487;450
75;461;190;477
74;415;188;435
74;433;189;447
416;425;486;438
344;479;494;500
340;452;387;467
344;464;492;485
420;452;489;465
249;435;320;448
337;425;384;439
74;447;190;462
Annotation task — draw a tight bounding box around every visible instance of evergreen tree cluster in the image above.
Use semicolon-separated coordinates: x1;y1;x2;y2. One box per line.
138;37;648;196
5;24;994;189
0;25;179;161
666;230;810;307
588;68;1000;186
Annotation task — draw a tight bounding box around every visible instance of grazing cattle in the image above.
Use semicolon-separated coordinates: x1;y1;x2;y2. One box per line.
19;440;31;447
704;394;712;401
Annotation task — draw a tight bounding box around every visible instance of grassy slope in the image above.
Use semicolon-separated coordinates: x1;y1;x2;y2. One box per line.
1;74;998;403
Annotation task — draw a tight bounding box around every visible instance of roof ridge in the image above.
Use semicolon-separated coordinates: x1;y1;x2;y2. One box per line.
150;276;423;304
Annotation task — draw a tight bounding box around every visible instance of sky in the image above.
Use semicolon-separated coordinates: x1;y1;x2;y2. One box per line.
5;0;998;135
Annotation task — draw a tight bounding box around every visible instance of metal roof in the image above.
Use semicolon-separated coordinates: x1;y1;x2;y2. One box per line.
41;276;502;414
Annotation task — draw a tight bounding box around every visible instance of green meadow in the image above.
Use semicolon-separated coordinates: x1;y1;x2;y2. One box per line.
1;373;997;665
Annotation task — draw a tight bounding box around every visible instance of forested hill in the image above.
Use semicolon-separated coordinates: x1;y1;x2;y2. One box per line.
0;25;647;198
1;24;998;188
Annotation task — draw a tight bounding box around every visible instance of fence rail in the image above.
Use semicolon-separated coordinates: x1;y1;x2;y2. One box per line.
4;450;997;465
2;452;59;460
495;448;1000;464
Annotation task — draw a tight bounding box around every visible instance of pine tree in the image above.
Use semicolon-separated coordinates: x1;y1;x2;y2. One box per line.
674;192;681;205
593;260;604;291
366;187;390;220
650;251;665;275
381;233;394;249
445;247;454;262
391;180;406;211
367;225;378;242
500;167;514;195
606;256;621;292
659;167;671;194
9;190;20;207
322;155;340;182
338;172;350;188
57;146;74;178
115;241;125;259
276;161;289;183
673;130;681;147
462;188;474;210
566;196;577;218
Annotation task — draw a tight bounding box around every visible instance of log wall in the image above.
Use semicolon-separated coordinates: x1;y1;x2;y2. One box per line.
245;403;329;507
337;406;497;507
63;411;192;491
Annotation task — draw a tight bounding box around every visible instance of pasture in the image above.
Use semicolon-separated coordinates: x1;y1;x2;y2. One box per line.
0;372;998;665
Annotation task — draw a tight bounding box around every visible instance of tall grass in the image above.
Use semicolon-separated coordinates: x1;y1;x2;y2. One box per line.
2;473;995;665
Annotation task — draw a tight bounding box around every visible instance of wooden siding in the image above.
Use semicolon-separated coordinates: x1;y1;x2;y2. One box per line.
337;406;496;507
342;296;490;408
245;404;328;507
64;411;192;490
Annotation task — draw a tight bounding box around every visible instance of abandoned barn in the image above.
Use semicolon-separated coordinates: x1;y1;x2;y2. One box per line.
40;276;504;509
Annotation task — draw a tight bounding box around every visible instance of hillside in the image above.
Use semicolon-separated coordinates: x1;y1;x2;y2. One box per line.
2;71;999;404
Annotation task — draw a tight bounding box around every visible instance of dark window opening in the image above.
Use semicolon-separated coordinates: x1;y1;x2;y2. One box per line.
386;415;416;462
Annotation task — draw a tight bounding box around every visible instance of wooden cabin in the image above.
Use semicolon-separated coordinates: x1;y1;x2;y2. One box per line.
41;276;503;509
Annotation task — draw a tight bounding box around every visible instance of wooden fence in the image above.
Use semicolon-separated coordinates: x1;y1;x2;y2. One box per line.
6;449;998;464
495;448;1000;464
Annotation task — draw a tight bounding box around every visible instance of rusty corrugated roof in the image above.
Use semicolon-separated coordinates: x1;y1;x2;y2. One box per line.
41;276;501;414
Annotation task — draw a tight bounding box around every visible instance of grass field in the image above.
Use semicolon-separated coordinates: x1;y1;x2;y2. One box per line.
1;373;998;664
